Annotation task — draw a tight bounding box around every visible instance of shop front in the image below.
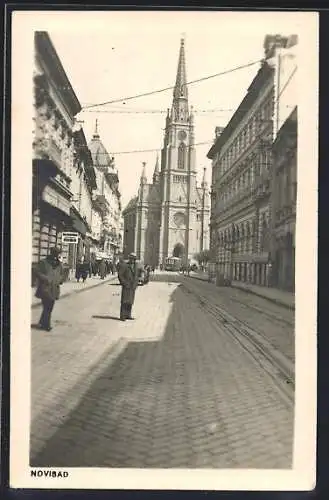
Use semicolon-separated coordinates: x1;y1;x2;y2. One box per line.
65;206;91;279
32;159;73;285
232;252;271;286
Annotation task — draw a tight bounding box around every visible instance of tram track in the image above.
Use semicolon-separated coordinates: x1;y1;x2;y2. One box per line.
188;273;294;328
228;295;294;328
180;282;295;408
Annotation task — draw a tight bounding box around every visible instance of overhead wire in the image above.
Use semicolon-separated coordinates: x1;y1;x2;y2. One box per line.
78;140;213;156
78;65;297;156
81;58;263;110
81;105;295;115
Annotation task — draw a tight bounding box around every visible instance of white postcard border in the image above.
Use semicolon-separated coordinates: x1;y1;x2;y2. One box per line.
10;10;318;490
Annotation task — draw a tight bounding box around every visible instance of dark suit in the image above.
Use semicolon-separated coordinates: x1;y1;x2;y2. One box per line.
35;257;64;329
118;260;139;319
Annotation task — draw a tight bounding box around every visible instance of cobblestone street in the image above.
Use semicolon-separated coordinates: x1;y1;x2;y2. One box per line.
30;272;294;469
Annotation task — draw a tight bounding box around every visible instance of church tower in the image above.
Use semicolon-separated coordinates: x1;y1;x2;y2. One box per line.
159;38;198;265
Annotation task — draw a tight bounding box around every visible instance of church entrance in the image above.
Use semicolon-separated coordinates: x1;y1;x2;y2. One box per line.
172;243;185;258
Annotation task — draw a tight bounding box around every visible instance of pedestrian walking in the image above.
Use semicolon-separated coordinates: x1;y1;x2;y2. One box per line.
99;258;107;279
81;261;89;282
34;247;64;331
117;252;139;321
75;260;83;282
144;264;150;284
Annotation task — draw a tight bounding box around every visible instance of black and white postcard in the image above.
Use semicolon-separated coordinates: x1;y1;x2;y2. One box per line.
10;9;318;490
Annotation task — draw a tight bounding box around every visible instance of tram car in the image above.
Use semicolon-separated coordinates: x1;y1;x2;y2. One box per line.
164;256;182;271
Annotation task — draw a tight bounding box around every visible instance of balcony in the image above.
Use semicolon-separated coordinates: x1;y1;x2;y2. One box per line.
48;138;62;167
92;194;109;214
34;136;63;168
252;170;271;201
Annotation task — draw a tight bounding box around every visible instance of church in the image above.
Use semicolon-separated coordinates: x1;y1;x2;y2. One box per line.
122;39;210;268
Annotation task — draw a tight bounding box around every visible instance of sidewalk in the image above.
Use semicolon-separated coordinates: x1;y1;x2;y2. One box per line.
189;271;294;310
31;274;118;308
231;280;294;310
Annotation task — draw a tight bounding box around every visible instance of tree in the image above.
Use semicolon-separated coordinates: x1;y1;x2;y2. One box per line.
194;249;211;266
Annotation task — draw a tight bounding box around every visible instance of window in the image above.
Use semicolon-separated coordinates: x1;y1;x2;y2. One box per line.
173;175;187;183
178;142;186;169
248;123;252;144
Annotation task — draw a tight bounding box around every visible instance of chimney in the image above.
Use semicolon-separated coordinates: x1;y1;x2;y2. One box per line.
263;34;289;59
286;34;298;48
215;126;224;140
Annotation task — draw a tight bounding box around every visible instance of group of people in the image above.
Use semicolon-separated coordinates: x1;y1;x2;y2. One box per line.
76;258;116;282
34;248;147;330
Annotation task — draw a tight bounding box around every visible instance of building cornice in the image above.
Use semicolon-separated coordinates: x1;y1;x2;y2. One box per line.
207;62;274;159
35;31;81;117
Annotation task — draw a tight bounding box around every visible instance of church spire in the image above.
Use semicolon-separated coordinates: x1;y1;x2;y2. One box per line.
140;161;147;185
201;167;208;189
93;118;100;139
172;38;189;122
153;154;160;184
173;37;188;101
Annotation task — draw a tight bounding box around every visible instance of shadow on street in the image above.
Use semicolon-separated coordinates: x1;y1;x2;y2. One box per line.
30;282;293;470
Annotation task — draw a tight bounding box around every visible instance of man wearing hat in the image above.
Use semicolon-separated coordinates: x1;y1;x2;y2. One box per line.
34;246;64;331
117;252;139;321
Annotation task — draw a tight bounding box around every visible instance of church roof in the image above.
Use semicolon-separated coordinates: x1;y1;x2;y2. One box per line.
142;183;161;204
88;120;114;169
123;196;138;214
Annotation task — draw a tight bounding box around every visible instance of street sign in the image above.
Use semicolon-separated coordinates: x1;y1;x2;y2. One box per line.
62;232;79;244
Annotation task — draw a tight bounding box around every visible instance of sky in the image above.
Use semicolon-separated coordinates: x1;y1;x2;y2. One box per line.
37;10;303;208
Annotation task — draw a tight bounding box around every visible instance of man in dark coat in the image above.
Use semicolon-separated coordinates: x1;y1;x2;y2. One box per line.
81;260;89;282
118;252;139;321
34;247;64;331
144;264;150;284
99;259;107;280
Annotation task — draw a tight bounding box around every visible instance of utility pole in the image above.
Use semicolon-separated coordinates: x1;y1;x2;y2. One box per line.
200;167;207;253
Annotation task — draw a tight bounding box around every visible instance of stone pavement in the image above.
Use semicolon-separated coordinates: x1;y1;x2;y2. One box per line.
183;275;295;364
190;271;294;310
31;273;117;308
30;275;294;469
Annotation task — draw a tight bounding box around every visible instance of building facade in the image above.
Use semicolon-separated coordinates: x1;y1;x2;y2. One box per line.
70;125;97;270
208;55;275;286
268;35;298;291
208;34;297;289
33;31;82;280
123;39;210;266
88;123;123;260
32;31;123;284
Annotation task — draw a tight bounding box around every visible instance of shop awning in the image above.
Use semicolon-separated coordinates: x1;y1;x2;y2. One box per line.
33;158;58;179
42;184;71;216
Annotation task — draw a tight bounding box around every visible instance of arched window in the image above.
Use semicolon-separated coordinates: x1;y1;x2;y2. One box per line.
260;215;269;252
178;142;186;170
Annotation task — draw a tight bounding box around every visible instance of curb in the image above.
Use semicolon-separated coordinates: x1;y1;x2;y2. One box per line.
230;284;295;311
188;274;294;311
31;275;118;309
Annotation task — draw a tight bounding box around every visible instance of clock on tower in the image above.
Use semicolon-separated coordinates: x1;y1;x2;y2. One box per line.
178;130;187;141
